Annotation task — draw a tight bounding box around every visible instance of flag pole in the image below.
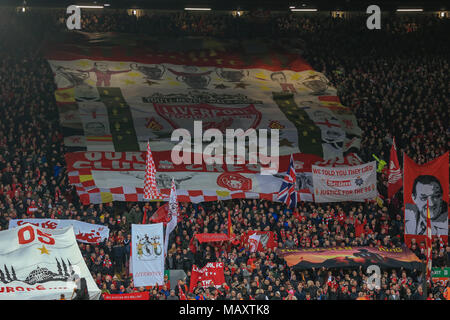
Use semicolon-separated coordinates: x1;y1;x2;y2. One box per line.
424;198;432;297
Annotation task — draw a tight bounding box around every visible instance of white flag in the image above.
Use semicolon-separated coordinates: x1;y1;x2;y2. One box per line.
0;223;100;300
164;178;179;256
131;223;164;287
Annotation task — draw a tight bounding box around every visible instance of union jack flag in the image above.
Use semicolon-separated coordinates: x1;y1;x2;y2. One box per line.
277;155;298;208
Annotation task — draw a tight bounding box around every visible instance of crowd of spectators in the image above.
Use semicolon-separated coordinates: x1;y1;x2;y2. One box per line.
0;9;449;300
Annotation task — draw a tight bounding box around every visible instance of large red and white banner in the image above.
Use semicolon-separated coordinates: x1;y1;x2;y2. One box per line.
8;219;109;244
312;162;377;203
45;33;363;205
0;224;101;300
403;152;449;246
66;150;361;204
189;262;225;292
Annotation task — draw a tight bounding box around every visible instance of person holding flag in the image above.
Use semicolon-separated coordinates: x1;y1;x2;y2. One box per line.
277;155;298;209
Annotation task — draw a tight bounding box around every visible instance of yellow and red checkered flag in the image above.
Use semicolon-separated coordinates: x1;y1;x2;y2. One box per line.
426;199;432;282
143;141;165;200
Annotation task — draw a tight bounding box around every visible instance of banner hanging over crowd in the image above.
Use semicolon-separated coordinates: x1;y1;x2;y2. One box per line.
8;219;110;244
189;262;225;292
277;246;422;270
45;33;363;204
102;292;150;300
0;224;101;300
131;223;164;287
311;162;377;202
194;233;230;243
403;152;449;246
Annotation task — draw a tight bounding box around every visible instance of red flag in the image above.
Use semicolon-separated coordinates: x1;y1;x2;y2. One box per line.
149;203;170;224
189;234;197;254
426;199;432;282
388;138;402;199
143;141;165;200
227;210;234;238
142;207;148;224
178;284;187;300
189;262;225;292
244;231;277;252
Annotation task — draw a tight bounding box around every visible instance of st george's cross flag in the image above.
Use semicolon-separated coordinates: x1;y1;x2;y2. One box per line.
143;141;166;200
277;155;298;208
388;138;402;199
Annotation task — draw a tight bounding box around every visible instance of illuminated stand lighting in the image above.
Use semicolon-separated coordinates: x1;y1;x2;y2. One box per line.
184;8;212;11
232;9;244;17
290;8;318;12
76;5;104;9
396;9;423;12
127;8;141;17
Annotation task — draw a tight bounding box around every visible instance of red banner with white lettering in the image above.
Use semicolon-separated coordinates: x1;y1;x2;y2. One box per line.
102;292;149;300
189;262;225;292
195;233;230;243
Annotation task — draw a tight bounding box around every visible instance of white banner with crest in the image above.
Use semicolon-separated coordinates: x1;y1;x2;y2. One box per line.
131;223;164;287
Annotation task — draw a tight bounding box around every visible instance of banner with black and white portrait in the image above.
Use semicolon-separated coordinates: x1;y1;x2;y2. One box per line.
404;152;449;246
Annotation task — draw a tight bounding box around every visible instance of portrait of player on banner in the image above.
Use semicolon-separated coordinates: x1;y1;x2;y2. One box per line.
405;175;448;236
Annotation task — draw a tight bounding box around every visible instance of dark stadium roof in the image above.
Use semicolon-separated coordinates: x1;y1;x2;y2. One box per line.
4;0;449;11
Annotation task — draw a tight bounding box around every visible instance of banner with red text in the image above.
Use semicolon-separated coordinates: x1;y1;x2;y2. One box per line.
189;262;225;292
0;224;100;300
8;219;109;244
312;161;377;202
